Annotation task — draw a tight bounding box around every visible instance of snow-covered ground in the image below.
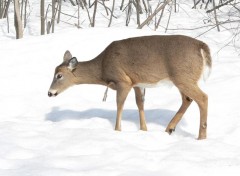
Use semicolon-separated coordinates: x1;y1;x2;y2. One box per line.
1;1;240;176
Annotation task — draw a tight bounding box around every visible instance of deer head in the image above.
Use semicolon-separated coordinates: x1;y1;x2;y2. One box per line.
48;50;78;97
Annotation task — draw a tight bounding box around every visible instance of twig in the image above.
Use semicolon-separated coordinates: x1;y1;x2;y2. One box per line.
165;3;173;33
159;20;240;31
155;1;165;31
206;0;234;13
138;0;172;29
212;0;220;32
194;25;217;38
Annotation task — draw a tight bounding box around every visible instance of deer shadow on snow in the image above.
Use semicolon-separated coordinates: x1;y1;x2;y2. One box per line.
45;107;194;137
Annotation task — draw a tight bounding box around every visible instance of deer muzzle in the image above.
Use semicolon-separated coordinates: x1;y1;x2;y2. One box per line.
48;89;58;97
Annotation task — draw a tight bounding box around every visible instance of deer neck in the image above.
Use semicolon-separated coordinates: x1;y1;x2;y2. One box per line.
73;58;105;85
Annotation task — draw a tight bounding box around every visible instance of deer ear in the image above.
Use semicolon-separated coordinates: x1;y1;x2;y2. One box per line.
68;57;78;71
63;50;72;62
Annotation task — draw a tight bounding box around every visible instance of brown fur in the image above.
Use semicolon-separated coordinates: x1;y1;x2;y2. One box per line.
48;35;212;140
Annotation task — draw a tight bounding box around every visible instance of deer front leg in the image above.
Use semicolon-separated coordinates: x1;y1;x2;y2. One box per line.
134;87;147;131
115;83;132;131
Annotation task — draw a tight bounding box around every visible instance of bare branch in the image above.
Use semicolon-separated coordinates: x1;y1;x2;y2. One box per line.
206;0;234;13
138;0;172;29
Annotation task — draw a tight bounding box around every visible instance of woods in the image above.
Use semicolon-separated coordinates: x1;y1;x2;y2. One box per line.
0;0;239;49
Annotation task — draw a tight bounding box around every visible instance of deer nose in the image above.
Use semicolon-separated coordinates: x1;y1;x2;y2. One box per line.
48;92;53;97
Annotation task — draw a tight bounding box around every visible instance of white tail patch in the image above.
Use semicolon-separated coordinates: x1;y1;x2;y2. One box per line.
201;48;211;82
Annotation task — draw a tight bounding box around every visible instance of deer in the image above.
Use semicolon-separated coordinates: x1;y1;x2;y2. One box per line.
48;35;212;140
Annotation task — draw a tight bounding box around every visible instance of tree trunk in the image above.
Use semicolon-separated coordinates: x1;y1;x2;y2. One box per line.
24;0;28;28
57;0;62;23
92;0;98;27
0;0;4;18
1;0;11;19
21;0;24;20
136;0;140;27
108;0;115;27
14;0;23;39
41;0;45;35
77;0;80;27
120;0;125;10
69;0;76;6
51;0;55;33
126;0;133;26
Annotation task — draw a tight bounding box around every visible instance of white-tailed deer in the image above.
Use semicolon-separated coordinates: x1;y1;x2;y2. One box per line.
48;35;212;140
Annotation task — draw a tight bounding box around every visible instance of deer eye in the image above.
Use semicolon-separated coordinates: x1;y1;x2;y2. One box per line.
56;74;63;79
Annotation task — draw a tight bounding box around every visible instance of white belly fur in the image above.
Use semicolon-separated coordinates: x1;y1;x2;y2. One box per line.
134;79;173;88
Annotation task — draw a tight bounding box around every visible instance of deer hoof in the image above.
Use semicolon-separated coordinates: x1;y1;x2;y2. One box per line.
197;135;207;140
165;128;175;135
140;127;148;131
115;127;121;131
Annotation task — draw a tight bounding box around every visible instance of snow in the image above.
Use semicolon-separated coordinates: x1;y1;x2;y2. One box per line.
1;1;240;176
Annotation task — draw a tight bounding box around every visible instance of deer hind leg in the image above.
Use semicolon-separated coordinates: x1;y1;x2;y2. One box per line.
165;92;193;134
134;87;147;131
176;83;208;140
115;83;132;131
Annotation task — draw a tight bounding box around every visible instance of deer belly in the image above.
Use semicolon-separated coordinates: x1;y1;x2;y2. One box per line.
134;79;173;88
